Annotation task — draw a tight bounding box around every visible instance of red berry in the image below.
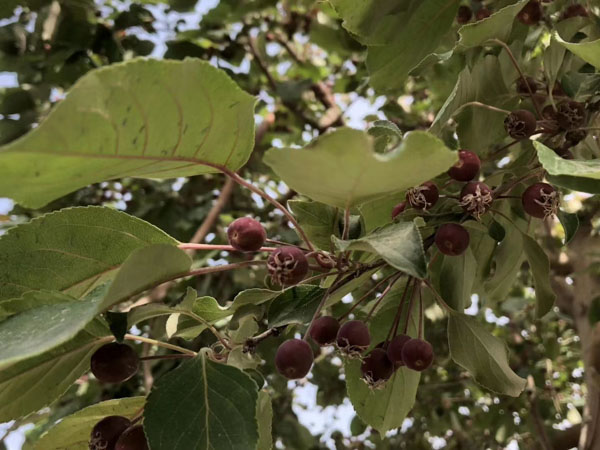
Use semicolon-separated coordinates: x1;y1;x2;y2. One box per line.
475;7;491;20
89;416;131;450
457;5;472;24
561;4;588;19
391;201;407;219
91;343;139;384
401;338;434;371
447;150;481;182
336;320;370;354
309;316;340;346
386;334;411;367
115;425;149;450
275;339;314;379
361;348;394;386
267;246;309;286
522;182;559;219
406;182;439;210
565;129;587;145
227;217;266;252
557;101;586;130
459;182;493;219
435;223;470;256
516;76;537;94
504;110;537;139
517;1;542;25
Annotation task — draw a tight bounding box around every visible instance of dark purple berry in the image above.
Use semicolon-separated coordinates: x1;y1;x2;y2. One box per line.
309;316;340;346
89;416;131;450
406;182;439;210
516;76;537;95
361;348;394;386
401;338;434;371
522;182;559;219
336;320;370;354
565;129;587;145
475;7;491;20
557;101;586;130
447;150;481;182
386;334;411;367
267;246;309;286
561;4;588;19
227;217;266;252
115;425;149;450
542;105;557;121
391;201;407;219
435;223;470;256
517;1;542;25
504;110;537;139
275;339;314;379
459;182;493;219
91;343;139;384
457;5;472;24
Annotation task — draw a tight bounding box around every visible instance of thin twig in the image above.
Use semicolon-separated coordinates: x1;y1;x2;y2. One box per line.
366;274;402;321
178;243;276;252
338;271;400;321
304;273;344;341
403;281;419;334
124;334;197;356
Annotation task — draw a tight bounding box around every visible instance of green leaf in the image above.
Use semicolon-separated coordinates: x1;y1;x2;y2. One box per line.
33;397;145;450
557;210;579;245
438;248;477;311
521;234;556;318
456;0;527;49
264;128;456;209
256;391;273;450
101;244;191;310
145;353;259;450
357;192;402;233
267;285;326;327
192;295;232;322
0;289;75;322
368;120;402;153
447;311;526;397
288;200;338;250
0;207;177;302
534;142;600;193
555;32;600;70
0;58;256;208
0;321;111;422
333;221;427;279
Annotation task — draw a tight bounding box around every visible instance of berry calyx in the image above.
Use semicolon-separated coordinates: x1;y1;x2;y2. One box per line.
391;201;407;219
459;182;493;219
447;150;481;182
406;182;439;211
227;217;266;252
435;223;470;256
275;339;314;379
457;5;472;24
361;348;394;387
516;76;537;94
386;334;411;367
91;343;139;384
401;338;434;371
504;110;537;139
475;7;491;20
309;316;340;346
517;1;542;25
267;246;309;286
336;320;370;355
522;182;559;219
115;425;149;450
557;101;586;130
89;416;131;450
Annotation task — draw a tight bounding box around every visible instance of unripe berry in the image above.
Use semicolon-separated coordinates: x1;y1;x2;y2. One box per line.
459;182;493;219
401;338;434;371
275;339;314;379
309;316;340;346
447;150;481;182
457;5;472;24
267;246;309;286
504;110;537;139
386;334;411;367
516;76;537;95
406;182;439;210
227;217;266;252
517;1;542;25
89;416;131;450
391;201;407;219
475;7;491;20
522;182;559;219
115;425;149;450
336;320;370;354
435;223;470;256
557;101;586;130
361;348;394;386
91;343;139;384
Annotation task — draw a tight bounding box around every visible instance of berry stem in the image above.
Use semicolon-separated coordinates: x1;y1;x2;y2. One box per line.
299;271;342;285
386;277;414;343
178;243;276;252
124;334;197;356
303;273;344;341
423;280;452;312
342;206;351;240
337;271;400;321
265;238;309;251
493;167;543;197
454;101;511;116
140;354;193;361
185;311;232;349
185;260;267;278
418;285;424;340
402;281;419;334
482;140;519;162
365;273;403;321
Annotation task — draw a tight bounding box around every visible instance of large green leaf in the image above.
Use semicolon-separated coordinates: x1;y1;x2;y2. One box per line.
534;142;600;193
333;221;427;279
256;391;273;450
448;311;526;397
0;321;111;422
33;397;145;450
555;32;600;69
288;200;338;250
521;234;556;318
267;285;326;327
0;58;256;208
145;353;259;450
264;128;456;208
0;289;74;322
0;207;177;302
438;248;477;311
